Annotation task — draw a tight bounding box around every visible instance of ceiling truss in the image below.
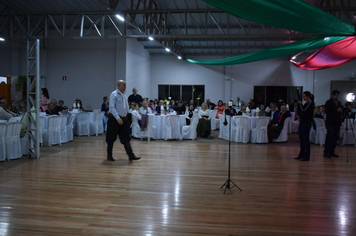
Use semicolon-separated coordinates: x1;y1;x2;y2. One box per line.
0;0;355;56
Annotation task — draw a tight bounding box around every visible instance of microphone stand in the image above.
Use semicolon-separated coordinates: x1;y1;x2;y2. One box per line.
221;110;242;194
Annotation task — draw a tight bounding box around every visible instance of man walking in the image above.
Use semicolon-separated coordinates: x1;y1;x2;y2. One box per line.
106;80;141;161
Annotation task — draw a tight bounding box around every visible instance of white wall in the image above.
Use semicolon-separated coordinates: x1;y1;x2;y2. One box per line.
126;38;151;99
43;37;126;110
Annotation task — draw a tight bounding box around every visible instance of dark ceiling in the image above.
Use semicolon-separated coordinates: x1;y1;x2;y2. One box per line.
1;0;355;57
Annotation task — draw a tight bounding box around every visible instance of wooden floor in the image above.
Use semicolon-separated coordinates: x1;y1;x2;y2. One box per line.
1;131;356;236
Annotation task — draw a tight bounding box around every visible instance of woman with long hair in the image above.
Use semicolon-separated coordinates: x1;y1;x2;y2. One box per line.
40;87;50;112
295;91;315;161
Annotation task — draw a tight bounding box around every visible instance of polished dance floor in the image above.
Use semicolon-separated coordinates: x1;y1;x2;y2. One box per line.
1;132;356;235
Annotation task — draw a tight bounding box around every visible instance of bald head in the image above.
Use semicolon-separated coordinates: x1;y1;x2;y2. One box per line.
117;80;126;93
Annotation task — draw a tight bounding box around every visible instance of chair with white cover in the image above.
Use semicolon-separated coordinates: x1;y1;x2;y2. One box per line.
218;114;231;140
210;109;219;130
341;119;355;145
140;115;157;141
43;116;62;146
8;115;23;123
309;126;316;143
90;111;105;136
272;117;291;142
165;115;182;140
131;113;141;138
290;113;299;133
5;122;22;160
0;123;7;161
66;114;76;142
314;117;327;146
59;115;68;143
251;116;270;143
182;114;199;140
233;116;250;143
76;112;90;136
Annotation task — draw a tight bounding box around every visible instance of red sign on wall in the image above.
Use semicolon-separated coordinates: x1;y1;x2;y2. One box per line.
62;76;67;81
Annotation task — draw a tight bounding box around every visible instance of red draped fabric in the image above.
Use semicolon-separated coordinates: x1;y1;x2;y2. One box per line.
291;36;356;70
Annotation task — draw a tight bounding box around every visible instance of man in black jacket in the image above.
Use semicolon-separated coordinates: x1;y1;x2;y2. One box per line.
323;90;343;158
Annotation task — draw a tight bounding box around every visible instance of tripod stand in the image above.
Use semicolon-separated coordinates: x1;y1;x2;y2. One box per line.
221;114;242;194
341;115;356;162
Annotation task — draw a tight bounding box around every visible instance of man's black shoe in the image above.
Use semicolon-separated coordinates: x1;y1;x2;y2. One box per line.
323;153;331;158
294;157;302;160
129;156;141;161
331;153;339;158
300;158;309;161
107;156;115;161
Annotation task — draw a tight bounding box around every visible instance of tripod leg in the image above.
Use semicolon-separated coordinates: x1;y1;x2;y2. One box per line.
229;179;242;192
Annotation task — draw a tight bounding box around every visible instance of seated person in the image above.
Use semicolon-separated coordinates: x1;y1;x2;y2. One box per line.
267;102;280;125
9;100;19;115
248;99;257;110
185;104;195;125
155;100;166;114
312;106;323;130
149;100;155;111
169;100;176;110
206;98;216;110
57;100;68;112
237;104;247;115
197;102;211;138
174;101;186;115
46;103;59;115
19;100;37;137
214;100;225;119
259;104;268;116
139;100;152;115
268;105;291;141
131;103;141;126
0;97;16;121
225;101;238;116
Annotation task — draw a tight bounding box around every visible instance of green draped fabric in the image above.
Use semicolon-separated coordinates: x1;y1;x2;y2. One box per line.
186;0;355;66
201;0;354;35
187;37;346;65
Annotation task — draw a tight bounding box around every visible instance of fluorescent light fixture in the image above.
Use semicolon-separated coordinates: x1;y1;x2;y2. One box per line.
148;36;154;41
177;56;182;60
165;48;170;52
0;37;4;41
115;14;125;22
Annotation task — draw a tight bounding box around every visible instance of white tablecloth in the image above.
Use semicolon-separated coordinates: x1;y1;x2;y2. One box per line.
150;114;186;139
232;115;259;130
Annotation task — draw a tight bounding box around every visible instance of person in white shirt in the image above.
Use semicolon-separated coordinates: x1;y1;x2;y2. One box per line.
197;102;211;138
139;100;152;115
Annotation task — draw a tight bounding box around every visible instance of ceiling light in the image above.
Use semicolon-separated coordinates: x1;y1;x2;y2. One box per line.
115;14;125;22
178;56;182;60
148;36;154;41
165;48;170;52
0;37;4;41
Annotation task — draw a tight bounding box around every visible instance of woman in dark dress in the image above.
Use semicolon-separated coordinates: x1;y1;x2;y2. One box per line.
196;102;211;138
185;104;195;125
295;91;315;161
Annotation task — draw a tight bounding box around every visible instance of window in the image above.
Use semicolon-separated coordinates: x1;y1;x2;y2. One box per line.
254;86;303;107
158;85;205;103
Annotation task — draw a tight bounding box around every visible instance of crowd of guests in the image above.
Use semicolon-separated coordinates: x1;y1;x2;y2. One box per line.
2;86;356;160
